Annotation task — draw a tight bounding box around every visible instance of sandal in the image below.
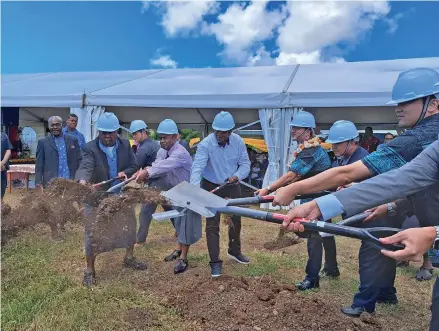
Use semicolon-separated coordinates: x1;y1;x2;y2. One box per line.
82;271;96;287
123;257;147;270
164;250;181;262
416;266;434;281
174;258;188;274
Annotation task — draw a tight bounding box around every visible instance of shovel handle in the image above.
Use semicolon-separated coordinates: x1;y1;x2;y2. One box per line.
93;176;124;188
210;179;239;194
106;177;136;193
226;191;332;206
337;212;372;227
215;206;404;252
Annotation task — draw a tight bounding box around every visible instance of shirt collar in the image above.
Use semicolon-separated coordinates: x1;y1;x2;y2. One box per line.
52;133;63;140
211;133;231;147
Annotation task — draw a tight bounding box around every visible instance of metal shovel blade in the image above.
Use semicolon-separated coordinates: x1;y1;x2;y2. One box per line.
161;181;228;218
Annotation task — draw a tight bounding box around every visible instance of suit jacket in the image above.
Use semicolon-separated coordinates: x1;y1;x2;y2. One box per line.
75;137;138;190
179;139;191;155
334;140;439;220
35;134;82;187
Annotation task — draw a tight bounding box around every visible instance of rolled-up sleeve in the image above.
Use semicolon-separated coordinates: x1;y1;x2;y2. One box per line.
190;143;209;186
233;139;251;180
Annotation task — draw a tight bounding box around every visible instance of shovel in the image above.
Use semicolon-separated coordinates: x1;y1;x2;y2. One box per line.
225;191;331;207
158;182;404;252
93;176;125;188
338;212;372;226
106;176;137;193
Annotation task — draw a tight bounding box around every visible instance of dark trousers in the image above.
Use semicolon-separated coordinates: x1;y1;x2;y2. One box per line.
201;179;242;263
431;276;439;331
1;174;7;200
305;236;338;282
352;214;405;311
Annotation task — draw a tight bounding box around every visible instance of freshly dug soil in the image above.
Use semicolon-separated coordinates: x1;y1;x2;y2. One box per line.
165;275;382;331
263;229;303;250
97;188;168;218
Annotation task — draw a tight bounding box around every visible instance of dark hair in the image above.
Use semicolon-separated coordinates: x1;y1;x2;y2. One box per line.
178;128;182;134
69;113;78;119
365;126;373;131
384;133;395;138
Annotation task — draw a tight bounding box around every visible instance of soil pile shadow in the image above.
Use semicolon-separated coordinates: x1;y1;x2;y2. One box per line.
165;275;382;331
264;231;303;251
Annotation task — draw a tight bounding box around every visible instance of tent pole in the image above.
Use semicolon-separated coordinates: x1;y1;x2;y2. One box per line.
279;109;286;177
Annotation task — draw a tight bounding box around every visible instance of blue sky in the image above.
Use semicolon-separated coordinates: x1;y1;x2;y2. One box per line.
2;1;439;74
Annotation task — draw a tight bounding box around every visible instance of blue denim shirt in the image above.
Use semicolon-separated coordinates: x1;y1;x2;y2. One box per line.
53;134;70;179
63;127;86;149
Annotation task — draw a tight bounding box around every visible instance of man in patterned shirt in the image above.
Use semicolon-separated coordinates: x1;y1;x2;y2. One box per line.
256;110;331;290
273;67;439;317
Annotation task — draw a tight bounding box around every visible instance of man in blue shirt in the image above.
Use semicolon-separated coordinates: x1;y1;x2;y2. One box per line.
190;111;251;277
257;110;331;290
275;67;439;317
1;132;12;200
298;120;369;287
63;113;86;149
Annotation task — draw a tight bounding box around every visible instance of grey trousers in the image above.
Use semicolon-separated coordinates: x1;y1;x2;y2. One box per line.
137;203;171;243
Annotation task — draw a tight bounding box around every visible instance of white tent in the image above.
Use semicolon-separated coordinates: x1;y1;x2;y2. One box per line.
2;57;439;185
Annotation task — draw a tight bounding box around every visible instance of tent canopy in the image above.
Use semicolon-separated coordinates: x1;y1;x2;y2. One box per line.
3;57;439;109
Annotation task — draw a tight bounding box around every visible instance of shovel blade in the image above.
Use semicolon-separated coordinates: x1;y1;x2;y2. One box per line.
161;181;228;218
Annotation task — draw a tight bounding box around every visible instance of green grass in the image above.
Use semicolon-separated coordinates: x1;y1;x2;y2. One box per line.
1;195;434;331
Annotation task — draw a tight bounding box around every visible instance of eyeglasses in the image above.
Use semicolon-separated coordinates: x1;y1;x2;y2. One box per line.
50;123;62;128
100;131;116;135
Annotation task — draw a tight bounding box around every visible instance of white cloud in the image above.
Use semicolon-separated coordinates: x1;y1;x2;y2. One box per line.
385;8;415;34
202;1;287;64
146;1;399;66
145;1;220;37
150;54;178;69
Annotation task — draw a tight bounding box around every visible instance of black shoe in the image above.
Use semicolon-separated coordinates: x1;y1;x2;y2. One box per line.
377;297;398;305
295;279;319;291
341;305;374;317
174;258;188;274
319;268;340;278
82;271;96;287
164;250;181;262
210;262;222;278
123;257;147;270
227;252;250;265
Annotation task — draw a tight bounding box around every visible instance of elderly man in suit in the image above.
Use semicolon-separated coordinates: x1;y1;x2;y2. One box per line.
76;112;146;287
35;116;82;188
35;115;82;240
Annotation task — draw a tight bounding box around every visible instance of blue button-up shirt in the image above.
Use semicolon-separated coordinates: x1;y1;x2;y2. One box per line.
99;140;120;191
53;134;70;179
63;127;86;149
190;133;250;186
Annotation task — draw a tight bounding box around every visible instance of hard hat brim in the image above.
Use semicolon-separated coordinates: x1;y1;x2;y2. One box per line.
387;85;439;105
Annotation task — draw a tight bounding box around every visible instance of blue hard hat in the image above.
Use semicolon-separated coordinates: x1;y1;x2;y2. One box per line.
290;111;316;129
212;111;235;131
388;67;439;105
129;120;148;134
326;120;359;144
96;112;120;132
157;119;178;135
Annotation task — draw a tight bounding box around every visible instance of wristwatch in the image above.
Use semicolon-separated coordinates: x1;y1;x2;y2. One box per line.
267;186;273;193
387;203;396;217
433;226;439;250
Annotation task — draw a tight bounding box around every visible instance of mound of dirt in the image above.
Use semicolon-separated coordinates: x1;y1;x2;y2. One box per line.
46;178;94;202
97;188;168;218
263;233;303;251
165;275;382;331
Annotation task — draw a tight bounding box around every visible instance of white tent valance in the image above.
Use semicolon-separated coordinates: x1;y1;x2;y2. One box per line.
3;57;439;109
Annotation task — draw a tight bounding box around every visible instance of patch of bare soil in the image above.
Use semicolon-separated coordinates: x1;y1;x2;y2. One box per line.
162;275;381;331
263;229;303;251
124;307;162;328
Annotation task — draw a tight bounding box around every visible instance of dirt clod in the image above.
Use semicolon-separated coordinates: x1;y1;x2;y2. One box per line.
165;275;382;331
